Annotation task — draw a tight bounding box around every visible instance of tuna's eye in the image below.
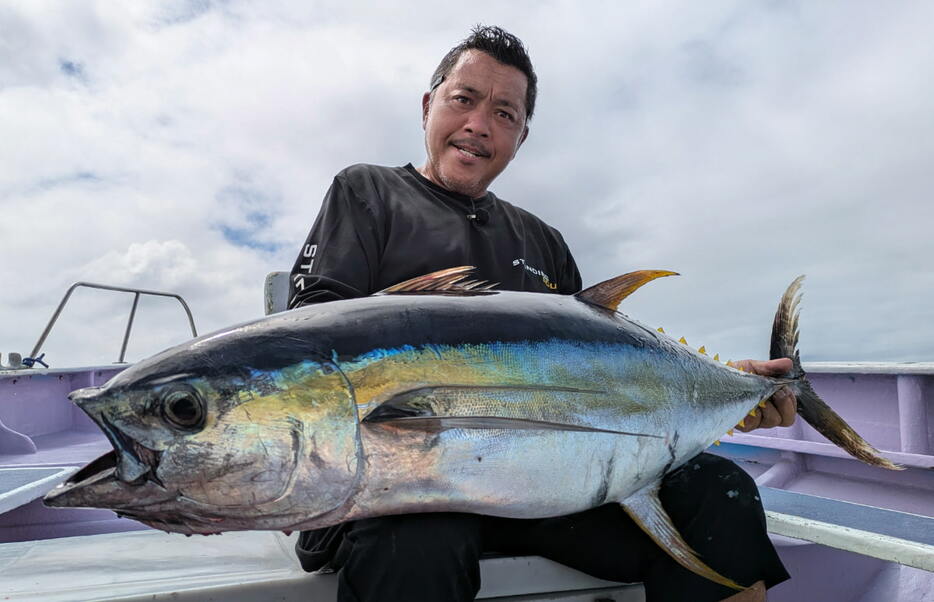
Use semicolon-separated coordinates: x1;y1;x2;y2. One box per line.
161;388;205;431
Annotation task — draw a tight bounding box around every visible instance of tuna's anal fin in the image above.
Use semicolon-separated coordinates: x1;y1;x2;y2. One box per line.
620;482;746;591
576;270;678;312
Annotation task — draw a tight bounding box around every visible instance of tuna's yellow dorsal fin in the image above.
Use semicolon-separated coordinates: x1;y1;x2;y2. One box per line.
378;266;499;295
575;270;678;311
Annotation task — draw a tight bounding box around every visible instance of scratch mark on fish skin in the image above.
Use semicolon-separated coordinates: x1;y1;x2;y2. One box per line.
660;431;680;477
307;433;326;469
593;454;615;506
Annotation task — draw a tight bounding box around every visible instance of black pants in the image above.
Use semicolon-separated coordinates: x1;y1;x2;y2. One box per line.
296;454;789;602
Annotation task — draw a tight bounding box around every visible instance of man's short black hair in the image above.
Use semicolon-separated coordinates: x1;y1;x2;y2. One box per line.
429;25;538;121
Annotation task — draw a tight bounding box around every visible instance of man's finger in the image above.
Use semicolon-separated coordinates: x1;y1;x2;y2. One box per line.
771;387;797;427
736;413;759;432
738;358;793;377
736;404;763;432
755;400;783;429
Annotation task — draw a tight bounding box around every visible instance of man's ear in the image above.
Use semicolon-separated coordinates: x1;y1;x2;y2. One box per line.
513;125;530;157
421;92;431;129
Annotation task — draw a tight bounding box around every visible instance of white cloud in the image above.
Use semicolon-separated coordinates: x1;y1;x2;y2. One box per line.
77;240;198;288
1;0;931;369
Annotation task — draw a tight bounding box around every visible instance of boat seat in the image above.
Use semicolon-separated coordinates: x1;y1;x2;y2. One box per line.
0;530;643;601
265;271;290;315
759;486;934;572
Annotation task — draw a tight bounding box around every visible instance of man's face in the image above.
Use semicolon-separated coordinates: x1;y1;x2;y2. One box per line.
419;50;530;198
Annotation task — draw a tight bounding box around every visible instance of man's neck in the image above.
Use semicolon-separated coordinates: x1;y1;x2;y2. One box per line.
415;163;488;200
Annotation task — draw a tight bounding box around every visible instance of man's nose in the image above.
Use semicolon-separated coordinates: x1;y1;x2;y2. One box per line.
463;108;491;137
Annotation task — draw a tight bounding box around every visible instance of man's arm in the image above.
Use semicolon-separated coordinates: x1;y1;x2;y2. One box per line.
289;174;383;309
556;236;583;295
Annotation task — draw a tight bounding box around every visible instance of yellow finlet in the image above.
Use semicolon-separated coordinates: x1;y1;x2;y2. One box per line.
738;418;745;428
698;345;707;355
657;326;665;333
749;409;757;417
713;353;720;361
758;400;767;408
726;359;734;367
678;336;688;345
713;440;721;446
727;429;734;436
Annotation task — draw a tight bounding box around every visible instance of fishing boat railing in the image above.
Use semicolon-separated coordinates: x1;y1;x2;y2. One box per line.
24;282;198;368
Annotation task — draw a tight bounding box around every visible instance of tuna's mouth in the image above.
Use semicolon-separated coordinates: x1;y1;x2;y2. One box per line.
97;414;164;485
49;437;164;502
44;447;169;511
46;454;221;534
45;416;165;508
66;449;118;485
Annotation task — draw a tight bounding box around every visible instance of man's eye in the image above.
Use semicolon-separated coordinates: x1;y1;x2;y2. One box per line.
453;95;470;104
497;110;516;121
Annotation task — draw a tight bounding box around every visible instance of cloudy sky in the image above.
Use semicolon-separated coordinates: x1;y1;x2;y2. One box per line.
1;1;932;369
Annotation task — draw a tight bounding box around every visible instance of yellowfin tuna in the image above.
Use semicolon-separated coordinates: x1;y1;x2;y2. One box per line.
45;268;898;590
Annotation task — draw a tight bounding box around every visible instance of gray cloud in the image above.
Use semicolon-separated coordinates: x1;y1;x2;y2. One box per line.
1;1;931;368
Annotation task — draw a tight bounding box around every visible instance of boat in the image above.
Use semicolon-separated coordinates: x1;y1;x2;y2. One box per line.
1;276;931;601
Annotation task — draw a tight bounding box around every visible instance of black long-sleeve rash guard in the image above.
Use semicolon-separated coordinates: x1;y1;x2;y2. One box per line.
288;163;582;308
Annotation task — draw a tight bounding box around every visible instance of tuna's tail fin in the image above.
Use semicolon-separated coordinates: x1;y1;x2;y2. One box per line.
771;276;901;470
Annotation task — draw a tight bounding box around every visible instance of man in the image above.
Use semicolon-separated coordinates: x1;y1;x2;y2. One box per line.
290;26;794;602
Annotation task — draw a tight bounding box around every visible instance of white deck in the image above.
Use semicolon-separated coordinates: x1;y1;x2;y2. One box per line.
0;530;643;601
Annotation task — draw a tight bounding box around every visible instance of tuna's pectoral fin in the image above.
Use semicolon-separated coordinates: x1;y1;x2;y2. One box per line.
362;385;661;438
620;482;746;591
576;270;678;312
363;413;661;437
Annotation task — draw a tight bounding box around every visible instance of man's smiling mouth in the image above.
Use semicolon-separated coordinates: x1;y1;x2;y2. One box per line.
452;142;490;159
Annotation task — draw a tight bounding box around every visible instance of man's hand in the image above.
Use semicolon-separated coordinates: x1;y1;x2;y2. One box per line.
733;358;797;431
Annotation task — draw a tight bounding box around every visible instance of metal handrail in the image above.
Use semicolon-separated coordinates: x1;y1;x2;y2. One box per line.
30;282;198;364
